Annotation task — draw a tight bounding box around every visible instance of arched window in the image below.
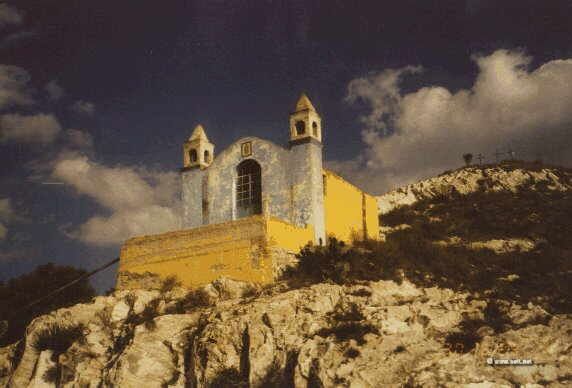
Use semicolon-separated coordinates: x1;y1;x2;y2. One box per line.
189;149;198;163
204;150;210;163
312;121;318;137
236;159;262;218
295;120;306;136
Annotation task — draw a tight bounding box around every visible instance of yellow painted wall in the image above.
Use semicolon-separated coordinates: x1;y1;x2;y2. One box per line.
118;170;380;290
118;215;314;289
323;169;380;242
119;216;273;289
267;217;314;251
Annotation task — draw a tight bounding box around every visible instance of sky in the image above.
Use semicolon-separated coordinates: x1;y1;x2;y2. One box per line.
0;0;571;292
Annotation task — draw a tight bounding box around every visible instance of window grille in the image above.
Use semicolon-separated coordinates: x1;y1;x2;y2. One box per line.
236;159;262;218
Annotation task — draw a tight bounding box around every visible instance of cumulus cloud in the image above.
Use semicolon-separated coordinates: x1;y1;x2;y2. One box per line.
0;65;34;109
0;4;23;27
52;155;180;246
70;100;95;116
45;80;65;101
335;50;572;193
0;113;62;143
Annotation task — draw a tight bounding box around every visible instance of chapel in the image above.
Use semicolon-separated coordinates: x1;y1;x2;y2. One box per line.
117;94;379;289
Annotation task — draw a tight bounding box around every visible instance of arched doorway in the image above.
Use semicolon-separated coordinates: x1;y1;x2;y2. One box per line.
236;159;262;218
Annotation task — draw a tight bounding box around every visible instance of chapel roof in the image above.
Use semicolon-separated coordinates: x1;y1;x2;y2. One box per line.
189;124;209;142
295;93;316;111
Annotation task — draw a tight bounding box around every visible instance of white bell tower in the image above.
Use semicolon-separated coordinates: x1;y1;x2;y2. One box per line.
183;124;214;169
289;93;322;144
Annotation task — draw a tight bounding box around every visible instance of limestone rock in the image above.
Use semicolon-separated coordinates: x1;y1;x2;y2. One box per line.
377;165;572;214
1;278;570;387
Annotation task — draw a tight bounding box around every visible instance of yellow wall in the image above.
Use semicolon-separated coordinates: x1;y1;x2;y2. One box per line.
323;169;379;242
118;215;314;289
267;217;314;251
363;193;379;240
118;170;379;290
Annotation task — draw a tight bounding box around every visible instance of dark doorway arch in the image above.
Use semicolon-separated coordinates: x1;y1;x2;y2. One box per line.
236;159;262;218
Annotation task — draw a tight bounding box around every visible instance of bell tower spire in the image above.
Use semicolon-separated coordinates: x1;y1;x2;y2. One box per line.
183;124;215;169
289;93;322;144
287;92;325;243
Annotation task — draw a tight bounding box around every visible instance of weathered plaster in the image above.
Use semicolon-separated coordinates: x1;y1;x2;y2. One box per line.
119;95;380;290
182;136;325;242
118;215;313;289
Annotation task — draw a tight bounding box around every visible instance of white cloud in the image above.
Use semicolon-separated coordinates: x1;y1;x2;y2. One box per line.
336;50;572;193
0;4;23;27
45;80;65;101
70;100;95;116
346;65;422;133
76;206;180;246
52;155;180;246
0;113;62;143
0;65;34;109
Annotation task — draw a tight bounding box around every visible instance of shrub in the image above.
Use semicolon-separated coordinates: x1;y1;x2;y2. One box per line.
166;288;213;314
285;176;572;315
316;322;379;346
241;284;260;298
160;275;181;293
183;288;211;309
316;301;379;345
209;368;248;388
139;299;161;330
95;309;113;331
344;347;361;358
444;318;484;353
42;365;59;383
123;298;162;331
124;293;137;310
349;288;372;297
483;300;511;333
32;323;86;358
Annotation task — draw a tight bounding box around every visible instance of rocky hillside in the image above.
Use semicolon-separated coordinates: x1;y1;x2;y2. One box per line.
377;161;572;214
1;277;570;387
1;161;571;387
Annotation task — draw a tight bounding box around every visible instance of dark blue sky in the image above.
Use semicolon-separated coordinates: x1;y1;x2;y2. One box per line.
1;0;571;292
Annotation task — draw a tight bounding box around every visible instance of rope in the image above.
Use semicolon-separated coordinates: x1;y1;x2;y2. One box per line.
0;257;120;336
